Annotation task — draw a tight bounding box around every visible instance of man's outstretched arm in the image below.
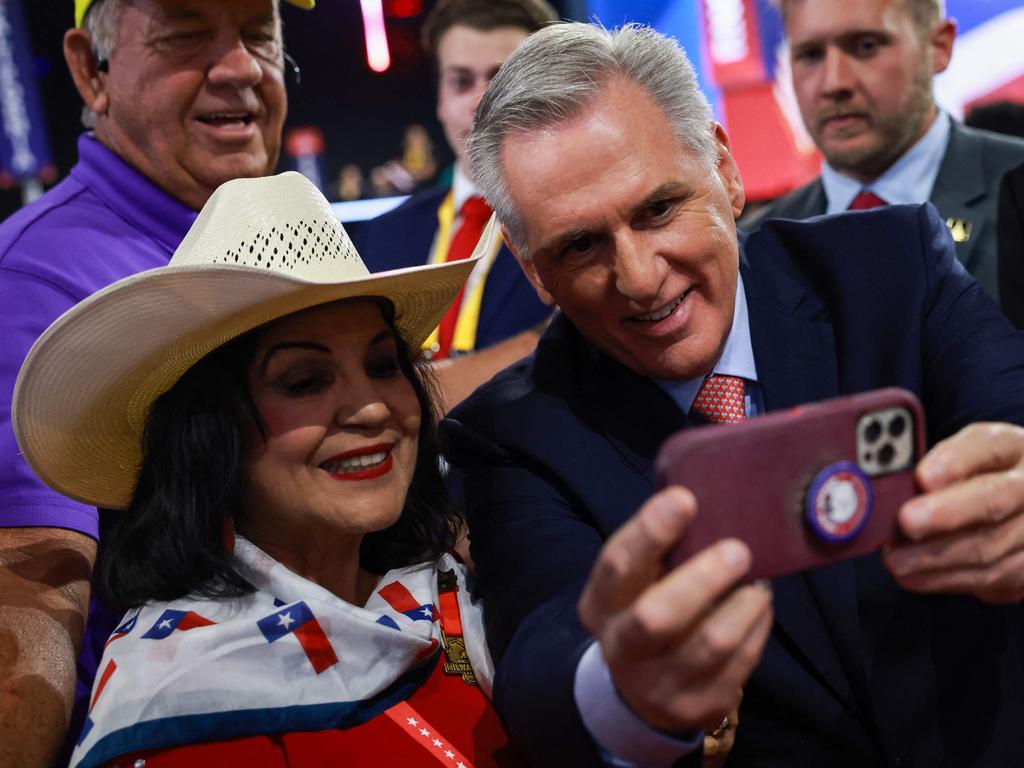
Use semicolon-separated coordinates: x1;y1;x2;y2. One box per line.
0;527;95;768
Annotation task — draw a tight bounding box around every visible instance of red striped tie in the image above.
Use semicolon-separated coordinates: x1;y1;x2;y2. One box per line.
691;374;747;424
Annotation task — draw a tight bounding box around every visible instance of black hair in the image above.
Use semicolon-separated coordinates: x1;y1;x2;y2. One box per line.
99;303;458;609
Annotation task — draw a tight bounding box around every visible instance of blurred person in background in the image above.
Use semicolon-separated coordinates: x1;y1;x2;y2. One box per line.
742;0;1024;310
356;0;557;412
0;0;309;763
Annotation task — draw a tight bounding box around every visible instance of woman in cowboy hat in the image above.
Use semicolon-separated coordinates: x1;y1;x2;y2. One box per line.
14;172;518;767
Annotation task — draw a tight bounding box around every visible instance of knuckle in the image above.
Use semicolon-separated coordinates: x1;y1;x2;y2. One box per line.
636;501;679;548
990;423;1024;461
699;623;737;659
593;545;631;586
628;601;670;642
979;563;1005;593
979;476;1009;524
966;536;995;568
689;545;737;593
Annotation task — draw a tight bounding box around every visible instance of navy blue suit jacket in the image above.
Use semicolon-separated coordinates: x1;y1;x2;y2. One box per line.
355;186;550;350
442;205;1024;767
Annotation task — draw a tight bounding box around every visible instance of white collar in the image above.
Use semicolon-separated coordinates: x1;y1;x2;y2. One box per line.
822;111;951;214
451;164;480;214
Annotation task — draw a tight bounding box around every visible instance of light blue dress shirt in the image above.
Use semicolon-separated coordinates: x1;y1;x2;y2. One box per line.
573;277;760;766
655;277;760;417
822;112;952;214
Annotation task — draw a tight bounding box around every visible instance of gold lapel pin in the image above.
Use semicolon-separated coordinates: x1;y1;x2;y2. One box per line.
945;217;973;243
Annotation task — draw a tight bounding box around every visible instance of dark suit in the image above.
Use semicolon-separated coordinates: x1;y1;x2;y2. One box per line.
742;122;1024;306
355;185;550;350
998;163;1024;328
442;205;1024;766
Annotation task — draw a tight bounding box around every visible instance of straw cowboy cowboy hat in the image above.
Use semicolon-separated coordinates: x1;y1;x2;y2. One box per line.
14;171;488;509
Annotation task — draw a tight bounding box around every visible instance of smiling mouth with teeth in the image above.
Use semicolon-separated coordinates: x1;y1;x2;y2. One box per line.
319;447;394;481
632;291;688;323
197;113;254;126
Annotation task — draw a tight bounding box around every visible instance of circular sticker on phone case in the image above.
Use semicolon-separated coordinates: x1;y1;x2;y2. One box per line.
805;462;873;543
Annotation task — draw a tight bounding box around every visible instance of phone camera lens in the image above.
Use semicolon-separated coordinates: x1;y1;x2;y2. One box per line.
878;442;895;466
864;419;883;443
888;414;906;437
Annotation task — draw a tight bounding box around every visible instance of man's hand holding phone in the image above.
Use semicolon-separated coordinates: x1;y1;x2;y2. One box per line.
576;487;773;735
885;422;1024;603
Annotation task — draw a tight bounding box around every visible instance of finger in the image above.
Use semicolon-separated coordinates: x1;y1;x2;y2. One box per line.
609;603;769;735
579;486;696;632
886;510;1024;574
915;423;1024;493
690;601;771;732
887;546;1024;603
671;581;772;672
668;603;773;732
898;466;1024;541
603;539;756;658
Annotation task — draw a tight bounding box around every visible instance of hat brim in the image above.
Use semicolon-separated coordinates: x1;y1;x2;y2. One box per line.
14;254;476;510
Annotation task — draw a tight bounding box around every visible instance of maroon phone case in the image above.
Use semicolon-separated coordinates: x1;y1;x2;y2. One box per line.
656;388;925;580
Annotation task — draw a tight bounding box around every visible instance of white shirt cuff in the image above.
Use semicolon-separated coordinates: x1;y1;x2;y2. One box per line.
573;640;702;767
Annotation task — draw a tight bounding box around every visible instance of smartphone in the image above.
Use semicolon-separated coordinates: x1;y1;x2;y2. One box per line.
656;387;925;581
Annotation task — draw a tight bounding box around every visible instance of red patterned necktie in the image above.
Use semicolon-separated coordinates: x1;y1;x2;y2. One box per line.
691;374;747;424
435;196;492;359
847;190;888;210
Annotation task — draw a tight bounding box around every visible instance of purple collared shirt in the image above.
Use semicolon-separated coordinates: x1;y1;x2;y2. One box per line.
0;133;196;759
0;133;196;536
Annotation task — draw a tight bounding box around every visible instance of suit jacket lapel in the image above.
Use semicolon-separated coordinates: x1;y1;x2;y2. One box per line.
929;122;987;271
742;241;867;715
581;336;689;494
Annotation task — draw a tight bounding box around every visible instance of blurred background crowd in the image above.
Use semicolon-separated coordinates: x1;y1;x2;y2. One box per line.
3;0;1021;226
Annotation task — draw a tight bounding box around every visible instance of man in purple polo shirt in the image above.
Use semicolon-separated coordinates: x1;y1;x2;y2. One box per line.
0;0;311;763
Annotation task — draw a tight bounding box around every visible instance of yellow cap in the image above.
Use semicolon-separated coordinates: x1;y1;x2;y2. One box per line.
75;0;315;28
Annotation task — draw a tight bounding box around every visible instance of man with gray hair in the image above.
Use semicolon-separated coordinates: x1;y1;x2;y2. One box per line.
444;20;1024;766
742;0;1024;313
0;1;309;763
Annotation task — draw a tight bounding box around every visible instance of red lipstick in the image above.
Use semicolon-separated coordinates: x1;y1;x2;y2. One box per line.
320;444;394;481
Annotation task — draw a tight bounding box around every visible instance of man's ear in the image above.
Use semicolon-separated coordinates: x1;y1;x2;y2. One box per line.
64;28;109;117
711;121;745;220
501;225;556;307
929;18;956;75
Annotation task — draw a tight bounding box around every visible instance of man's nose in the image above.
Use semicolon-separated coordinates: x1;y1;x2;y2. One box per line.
820;46;854;98
613;235;666;302
207;35;266;88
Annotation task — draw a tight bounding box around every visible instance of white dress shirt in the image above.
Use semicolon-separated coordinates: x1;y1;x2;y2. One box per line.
822;112;952;214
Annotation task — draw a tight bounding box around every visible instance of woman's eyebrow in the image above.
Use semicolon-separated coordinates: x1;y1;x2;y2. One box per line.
259;341;330;374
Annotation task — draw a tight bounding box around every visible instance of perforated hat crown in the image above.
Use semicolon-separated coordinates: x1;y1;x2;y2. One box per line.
13;172;488;508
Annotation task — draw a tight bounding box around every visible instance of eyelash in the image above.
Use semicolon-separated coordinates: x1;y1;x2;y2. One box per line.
367;356;402;380
277;356;402;397
282;374;330;397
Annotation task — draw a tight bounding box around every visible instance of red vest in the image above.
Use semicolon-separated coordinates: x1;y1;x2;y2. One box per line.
110;652;522;767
